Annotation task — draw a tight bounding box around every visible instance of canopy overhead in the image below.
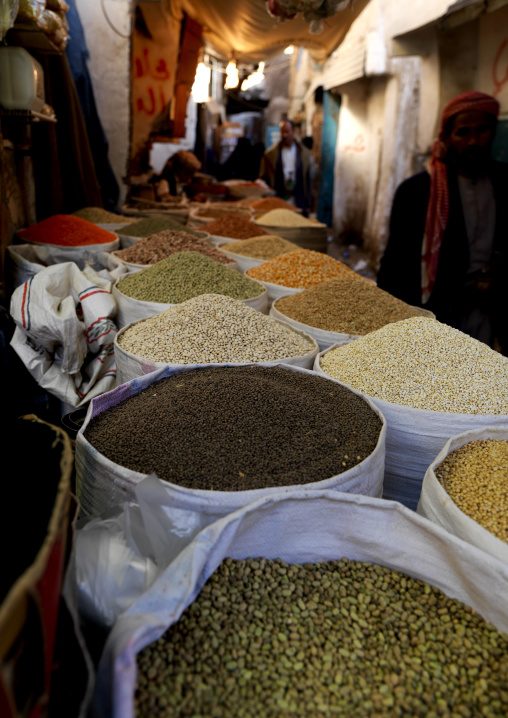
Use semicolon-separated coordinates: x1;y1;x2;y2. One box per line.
177;0;371;64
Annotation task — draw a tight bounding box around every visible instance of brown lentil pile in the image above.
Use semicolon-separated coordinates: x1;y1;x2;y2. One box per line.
200;214;269;239
113;231;233;266
275;278;422;334
117;294;314;364
195;206;251;219
221;236;301;259
135;556;508;717
320;317;508;414
84;366;382;490
120;217;203;239
436;439;508;541
72;207;134;224
256;209;326;228
250;197;300;212
246;250;365;288
116;253;263;304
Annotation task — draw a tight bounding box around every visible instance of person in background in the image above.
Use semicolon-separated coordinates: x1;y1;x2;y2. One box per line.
377;91;508;353
159;150;202;195
259;119;312;214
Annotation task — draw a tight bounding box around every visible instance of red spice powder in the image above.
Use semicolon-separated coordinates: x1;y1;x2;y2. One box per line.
200;214;269;239
17;214;116;246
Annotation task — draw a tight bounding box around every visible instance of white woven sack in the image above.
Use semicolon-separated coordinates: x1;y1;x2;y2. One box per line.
315;345;508;511
215;245;265;273
93;489;508;718
206;234;239;247
75;363;386;519
113;319;320;383
19;230;119;266
112;279;269;328
417;425;508;564
271;303;435;352
6;244;54;291
245;273;303;302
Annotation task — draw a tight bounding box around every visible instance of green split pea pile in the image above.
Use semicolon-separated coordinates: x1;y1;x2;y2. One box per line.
84;366;382;490
135;556;508;717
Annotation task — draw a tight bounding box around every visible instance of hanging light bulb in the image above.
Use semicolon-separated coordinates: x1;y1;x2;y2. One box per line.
241;61;265;92
224;59;239;90
284;45;294;54
191;62;211;103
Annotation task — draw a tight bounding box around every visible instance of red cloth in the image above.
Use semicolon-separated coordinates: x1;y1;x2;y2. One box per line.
421;91;500;303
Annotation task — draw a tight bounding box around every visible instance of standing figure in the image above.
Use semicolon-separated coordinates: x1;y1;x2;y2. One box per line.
377;91;508;351
259;119;312;214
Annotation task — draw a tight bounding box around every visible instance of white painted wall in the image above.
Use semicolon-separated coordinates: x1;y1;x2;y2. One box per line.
75;0;132;206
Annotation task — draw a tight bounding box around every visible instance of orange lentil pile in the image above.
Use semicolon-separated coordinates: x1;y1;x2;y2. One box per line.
250;197;300;212
246;250;365;288
17;214;115;247
200;214;269;239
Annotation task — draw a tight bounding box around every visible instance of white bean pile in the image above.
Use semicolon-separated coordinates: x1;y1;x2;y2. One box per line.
117;294;315;364
320;317;508;414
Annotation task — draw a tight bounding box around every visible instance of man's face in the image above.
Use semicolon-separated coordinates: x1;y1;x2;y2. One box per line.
446;110;495;178
280;121;294;148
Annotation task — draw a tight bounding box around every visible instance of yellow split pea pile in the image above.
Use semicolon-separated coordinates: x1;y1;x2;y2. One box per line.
246;250;366;289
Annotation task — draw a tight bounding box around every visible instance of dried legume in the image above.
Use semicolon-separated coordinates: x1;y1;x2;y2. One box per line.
17;215;116;246
72;207;134;224
117;294;314;364
200;215;269;239
120;217;203;238
113;230;233;266
247;250;365;288
196;206;251;219
275;278;423;334
256;208;326;228
84;366;382;490
250;197;300;211
436;439;508;541
320;317;508;414
135;556;508;717
221;236;301;259
116;252;264;304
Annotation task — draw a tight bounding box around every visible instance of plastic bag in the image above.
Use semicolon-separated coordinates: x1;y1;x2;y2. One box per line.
0;0;19;40
16;0;44;22
10;262;118;407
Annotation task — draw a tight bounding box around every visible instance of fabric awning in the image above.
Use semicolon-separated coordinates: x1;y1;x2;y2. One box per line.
176;0;371;64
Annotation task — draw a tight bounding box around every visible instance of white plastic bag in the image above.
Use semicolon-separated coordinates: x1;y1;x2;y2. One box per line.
75;363;386;518
113;318;319;383
92;489;508;718
315;345;508;510
112;279;270;328
417;425;508;564
10;262;118;407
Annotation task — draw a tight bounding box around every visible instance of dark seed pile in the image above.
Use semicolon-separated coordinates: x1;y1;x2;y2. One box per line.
84;366;382;490
135;557;508;718
120;217;203;239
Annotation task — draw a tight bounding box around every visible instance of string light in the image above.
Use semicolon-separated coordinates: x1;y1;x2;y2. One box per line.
191;62;211;103
284;45;294;54
241;61;265;92
225;59;239;89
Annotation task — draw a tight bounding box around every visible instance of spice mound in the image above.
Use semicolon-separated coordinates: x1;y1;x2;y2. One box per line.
113;230;233;266
436;439;508;542
17;215;116;246
195;206;250;219
200;214;269;239
221;236;301;259
117;294;315;364
119;216;202;239
320;317;508;414
247;250;364;288
250;197;300;212
135;556;508;717
275;278;423;334
84;366;382;490
72;207;134;224
256;208;326;228
116;252;264;304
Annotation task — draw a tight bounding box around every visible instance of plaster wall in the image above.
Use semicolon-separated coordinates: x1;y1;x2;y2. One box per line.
75;0;132;206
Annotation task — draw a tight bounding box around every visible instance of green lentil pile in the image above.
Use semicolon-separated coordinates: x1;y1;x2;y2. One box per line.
72;207;134;224
275;278;423;334
221;236;301;259
117;294;314;364
135;556;508;717
436;439;508;542
119;217;203;239
84;366;382;490
113;231;233;266
320;317;508;414
116;253;264;304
